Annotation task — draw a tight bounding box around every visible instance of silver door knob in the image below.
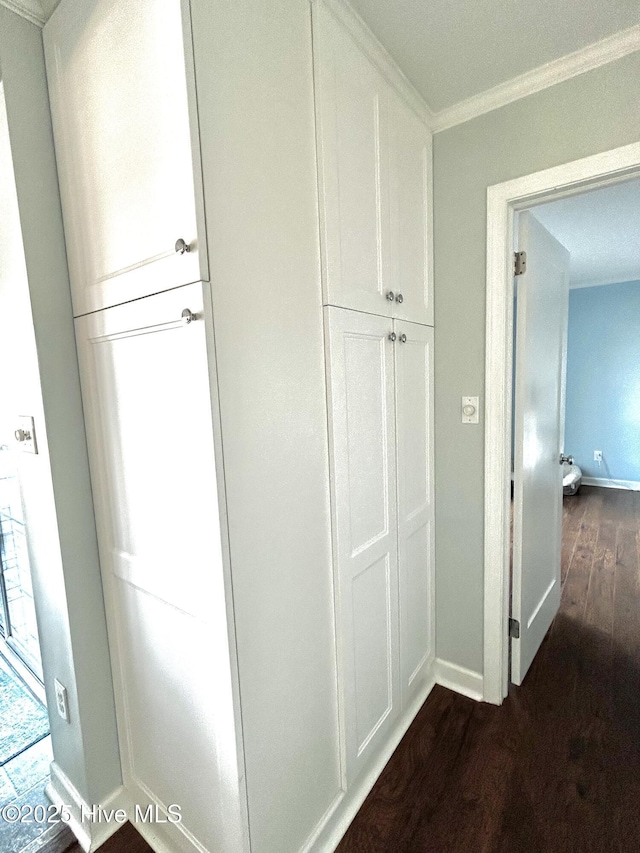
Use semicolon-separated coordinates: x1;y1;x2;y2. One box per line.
181;308;196;324
175;238;191;255
559;454;573;465
396;293;404;304
386;291;395;301
388;332;396;342
399;333;407;343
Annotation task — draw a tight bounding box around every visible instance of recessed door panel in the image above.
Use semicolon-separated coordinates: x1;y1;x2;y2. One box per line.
314;5;392;317
389;99;432;325
44;0;207;315
325;307;399;782
394;321;434;705
86;296;217;621
352;555;393;751
343;331;389;551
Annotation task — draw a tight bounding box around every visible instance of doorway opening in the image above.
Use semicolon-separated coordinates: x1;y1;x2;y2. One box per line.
483;140;640;705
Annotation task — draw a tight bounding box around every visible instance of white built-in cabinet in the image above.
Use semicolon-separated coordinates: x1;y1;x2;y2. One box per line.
315;0;435;794
44;3;246;853
44;0;435;849
313;1;433;325
325;309;434;784
45;0;207;317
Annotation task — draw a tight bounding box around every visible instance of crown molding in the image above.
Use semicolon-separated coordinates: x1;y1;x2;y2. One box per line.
0;0;46;25
313;0;434;129
432;23;640;133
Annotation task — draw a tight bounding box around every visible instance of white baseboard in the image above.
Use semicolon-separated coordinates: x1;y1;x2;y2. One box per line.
47;762;128;852
582;477;640;491
435;658;484;702
305;666;437;852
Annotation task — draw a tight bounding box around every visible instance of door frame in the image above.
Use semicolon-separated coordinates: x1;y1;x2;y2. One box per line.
483;140;640;705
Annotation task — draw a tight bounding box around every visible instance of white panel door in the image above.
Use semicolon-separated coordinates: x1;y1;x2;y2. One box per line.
512;211;570;685
394;321;435;707
314;5;393;317
44;0;207;317
325;307;399;783
389;98;433;326
75;284;246;853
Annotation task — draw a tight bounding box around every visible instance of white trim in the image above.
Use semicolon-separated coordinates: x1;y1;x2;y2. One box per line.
484;140;640;706
0;0;45;25
312;0;433;129
582;477;640;491
304;670;436;852
435;658;483;701
47;762;128;852
432;23;640;132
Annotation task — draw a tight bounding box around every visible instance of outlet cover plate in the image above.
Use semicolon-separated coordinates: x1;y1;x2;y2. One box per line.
462;396;480;424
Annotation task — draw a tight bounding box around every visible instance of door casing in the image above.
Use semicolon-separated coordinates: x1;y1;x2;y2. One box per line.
483;140;640;705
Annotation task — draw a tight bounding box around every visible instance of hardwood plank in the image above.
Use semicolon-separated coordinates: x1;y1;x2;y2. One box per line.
583;518;616;637
560;493;588;586
559;519;598;621
63;823;152;853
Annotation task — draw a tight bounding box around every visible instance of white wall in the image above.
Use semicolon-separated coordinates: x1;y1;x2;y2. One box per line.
190;1;341;851
0;6;121;808
433;52;640;675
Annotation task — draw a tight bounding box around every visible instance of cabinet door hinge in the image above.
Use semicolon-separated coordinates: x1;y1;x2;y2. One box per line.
509;617;520;639
514;251;527;276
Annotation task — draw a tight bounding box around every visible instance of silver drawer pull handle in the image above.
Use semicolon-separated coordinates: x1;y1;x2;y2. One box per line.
175;238;191;255
399;333;407;343
181;308;196;324
388;332;396;342
396;293;404;304
386;291;395;301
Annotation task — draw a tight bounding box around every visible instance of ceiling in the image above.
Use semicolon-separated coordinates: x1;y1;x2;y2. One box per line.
5;0;640;125
349;0;640;112
532;178;640;289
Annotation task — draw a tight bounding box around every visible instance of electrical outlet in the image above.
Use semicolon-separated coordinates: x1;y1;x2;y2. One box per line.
594;450;603;464
54;679;70;723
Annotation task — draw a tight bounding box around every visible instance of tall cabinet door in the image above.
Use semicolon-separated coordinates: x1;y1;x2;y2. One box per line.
44;0;207;316
394;321;435;708
75;284;246;853
314;4;393;318
325;307;400;784
389;100;433;326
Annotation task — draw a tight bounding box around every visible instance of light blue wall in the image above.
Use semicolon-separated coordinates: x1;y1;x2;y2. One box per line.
565;280;640;483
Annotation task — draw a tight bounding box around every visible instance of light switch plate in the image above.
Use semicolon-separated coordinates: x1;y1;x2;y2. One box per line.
15;416;38;454
462;396;479;424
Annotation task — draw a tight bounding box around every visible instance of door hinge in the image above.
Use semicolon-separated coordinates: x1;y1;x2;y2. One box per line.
514;251;527;276
509;617;520;639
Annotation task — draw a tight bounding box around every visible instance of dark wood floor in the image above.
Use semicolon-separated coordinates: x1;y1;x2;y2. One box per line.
57;486;639;853
60;821;151;853
337;486;640;852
